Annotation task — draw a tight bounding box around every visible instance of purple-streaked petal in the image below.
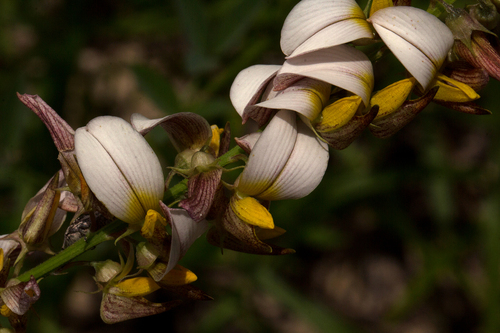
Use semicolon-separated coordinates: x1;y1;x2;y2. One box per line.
179;169;223;222
230;65;281;117
2;276;40;316
237;110;298;197
280;0;366;56
131;113;211;152
100;293;181;324
275;45;374;106
287;19;373;58
369;6;453;89
17;93;75;151
235;132;262;154
75;116;164;224
257;120;328;200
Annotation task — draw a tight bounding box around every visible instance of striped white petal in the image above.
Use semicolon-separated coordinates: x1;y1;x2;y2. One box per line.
369;6;453;89
230;65;281;117
257;120;329;201
250;78;330;121
160;205;209;279
131;113;211;152
237;110;298;197
75;116;164;224
275;45;374;106
281;0;366;56
287;19;374;59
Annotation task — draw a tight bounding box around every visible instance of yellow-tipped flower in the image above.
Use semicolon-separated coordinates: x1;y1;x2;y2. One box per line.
75;116;164;225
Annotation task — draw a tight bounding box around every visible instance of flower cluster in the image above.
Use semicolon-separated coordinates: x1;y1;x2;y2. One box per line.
1;0;499;330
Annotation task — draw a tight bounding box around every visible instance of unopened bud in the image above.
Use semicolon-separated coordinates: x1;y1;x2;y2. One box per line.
467;0;500;30
91;260;122;284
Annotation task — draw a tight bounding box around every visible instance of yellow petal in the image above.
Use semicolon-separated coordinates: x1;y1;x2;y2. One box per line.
369;0;393;17
0;304;11;318
433;74;480;102
209;125;224;156
161;265;197;286
370;78;416;119
230;196;274;229
315;95;363;132
113;277;160;297
141;209;166;239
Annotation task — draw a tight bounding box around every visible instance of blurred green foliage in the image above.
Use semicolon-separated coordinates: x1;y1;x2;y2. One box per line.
1;0;500;332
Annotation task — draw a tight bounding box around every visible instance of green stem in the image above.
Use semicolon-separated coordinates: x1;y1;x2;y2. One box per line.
17;220;125;282
16;145;246;282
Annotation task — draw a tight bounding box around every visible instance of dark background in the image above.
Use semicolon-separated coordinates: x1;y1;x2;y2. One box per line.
1;0;500;332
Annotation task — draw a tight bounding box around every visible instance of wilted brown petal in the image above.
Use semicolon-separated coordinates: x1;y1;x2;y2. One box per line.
131;113;212;152
1;276;41;316
206;204;294;255
17;93;75;152
434;100;492;115
219;122;231;156
100;293;182;324
316;106;379;150
19;171;62;246
454;32;500;81
370;87;438;139
444;62;490;91
156;282;213;301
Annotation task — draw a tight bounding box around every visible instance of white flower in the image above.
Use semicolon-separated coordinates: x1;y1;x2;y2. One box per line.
74;116;164;225
368;6;454;89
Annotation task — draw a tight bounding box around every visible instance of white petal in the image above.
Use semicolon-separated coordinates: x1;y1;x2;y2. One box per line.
250;78;330;121
257;120;329;201
275;45;374;106
164;207;209;277
287;19;373;58
281;0;366;56
238;110;298;197
230;65;281;117
75;116;164;224
369;6;454;89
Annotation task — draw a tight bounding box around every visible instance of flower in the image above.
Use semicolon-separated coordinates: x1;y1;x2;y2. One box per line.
16;93;107;216
368;6;454;90
131;112;224;222
74;116;164;226
18;170;73;254
92;248;194;324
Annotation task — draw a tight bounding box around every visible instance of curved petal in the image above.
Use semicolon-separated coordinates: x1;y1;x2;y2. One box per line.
75;116;164;224
369;6;453;89
238;110;298;197
235;132;262;154
249;78;330;121
287;19;374;58
131;113;211;152
433;74;480;102
281;0;366;56
275;45;374;106
160;205;209;279
257;120;329;201
370;77;416;119
316;95;363;131
230;65;282;117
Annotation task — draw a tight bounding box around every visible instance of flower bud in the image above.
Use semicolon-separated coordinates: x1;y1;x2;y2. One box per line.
18;171;66;249
467;0;500;30
91;260;122;285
